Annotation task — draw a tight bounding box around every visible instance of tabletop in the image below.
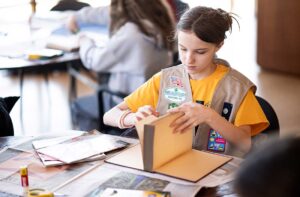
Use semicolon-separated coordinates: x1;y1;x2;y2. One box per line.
0;13;108;71
0;135;239;197
0;21;80;71
0;12;86;70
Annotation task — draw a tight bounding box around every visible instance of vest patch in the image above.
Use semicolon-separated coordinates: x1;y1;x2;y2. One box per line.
169;76;183;87
168;103;179;109
164;88;186;103
222;102;233;120
206;102;232;152
207;129;226;152
196;100;204;105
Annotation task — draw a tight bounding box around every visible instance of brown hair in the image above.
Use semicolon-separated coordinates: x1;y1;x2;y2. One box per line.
109;0;175;50
177;6;239;45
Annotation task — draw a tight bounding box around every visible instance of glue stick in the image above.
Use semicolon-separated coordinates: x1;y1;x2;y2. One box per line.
20;165;29;196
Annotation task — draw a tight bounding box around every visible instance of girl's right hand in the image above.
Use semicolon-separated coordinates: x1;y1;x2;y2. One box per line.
134;105;159;122
66;15;79;34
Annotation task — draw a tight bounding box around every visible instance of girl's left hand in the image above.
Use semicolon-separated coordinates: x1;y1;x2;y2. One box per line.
168;102;209;133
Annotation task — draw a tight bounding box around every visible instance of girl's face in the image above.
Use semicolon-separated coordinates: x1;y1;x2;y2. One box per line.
178;30;222;79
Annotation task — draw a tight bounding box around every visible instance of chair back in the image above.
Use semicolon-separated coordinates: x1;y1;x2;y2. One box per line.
0;96;19;137
256;96;280;136
251;96;280;150
97;87;128;135
51;0;90;11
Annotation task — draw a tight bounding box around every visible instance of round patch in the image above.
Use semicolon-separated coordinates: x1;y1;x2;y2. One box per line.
164;88;186;102
223;108;229;114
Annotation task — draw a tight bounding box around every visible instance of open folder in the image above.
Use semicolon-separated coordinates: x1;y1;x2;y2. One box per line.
106;113;232;182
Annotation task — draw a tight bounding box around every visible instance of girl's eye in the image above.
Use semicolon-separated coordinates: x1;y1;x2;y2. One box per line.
180;48;187;51
196;51;206;54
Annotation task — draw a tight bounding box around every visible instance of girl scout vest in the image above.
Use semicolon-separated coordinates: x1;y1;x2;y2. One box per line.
156;61;256;156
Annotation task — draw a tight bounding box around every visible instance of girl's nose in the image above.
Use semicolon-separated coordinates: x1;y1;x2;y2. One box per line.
186;52;195;64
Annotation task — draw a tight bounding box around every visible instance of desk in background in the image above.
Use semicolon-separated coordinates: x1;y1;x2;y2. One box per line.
0;13;108;134
0;134;239;197
0;23;81;133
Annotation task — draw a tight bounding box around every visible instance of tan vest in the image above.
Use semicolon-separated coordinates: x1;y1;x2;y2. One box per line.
156;60;256;156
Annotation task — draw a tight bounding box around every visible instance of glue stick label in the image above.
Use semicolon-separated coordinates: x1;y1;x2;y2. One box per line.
20;166;29;187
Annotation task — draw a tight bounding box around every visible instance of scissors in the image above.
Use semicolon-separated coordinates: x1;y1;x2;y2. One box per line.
28;188;68;197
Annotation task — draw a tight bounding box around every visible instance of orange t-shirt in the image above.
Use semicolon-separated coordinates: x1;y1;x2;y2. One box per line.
125;65;269;136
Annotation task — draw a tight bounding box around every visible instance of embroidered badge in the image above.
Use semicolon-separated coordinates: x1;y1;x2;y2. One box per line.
222;102;233;120
164;88;186;102
169;76;183;87
206;102;232;153
207;129;226;152
168;103;179;109
196;100;204;105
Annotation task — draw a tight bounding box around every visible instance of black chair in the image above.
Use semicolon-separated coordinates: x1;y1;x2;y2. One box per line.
0;96;19;137
97;87;128;135
51;0;90;11
69;66;128;135
251;95;280;150
256;96;280;136
71;86;128;135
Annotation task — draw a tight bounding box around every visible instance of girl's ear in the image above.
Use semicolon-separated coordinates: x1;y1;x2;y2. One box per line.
215;41;224;52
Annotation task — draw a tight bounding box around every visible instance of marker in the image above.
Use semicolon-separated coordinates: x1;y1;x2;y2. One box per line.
28;188;68;197
27;54;42;60
20;165;29;196
28;189;53;197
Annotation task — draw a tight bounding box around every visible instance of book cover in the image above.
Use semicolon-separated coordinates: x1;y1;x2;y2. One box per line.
106;113;232;182
143;113;192;172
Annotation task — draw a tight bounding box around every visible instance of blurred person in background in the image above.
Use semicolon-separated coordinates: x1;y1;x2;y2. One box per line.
67;0;175;131
67;0;175;96
235;136;300;197
166;0;189;21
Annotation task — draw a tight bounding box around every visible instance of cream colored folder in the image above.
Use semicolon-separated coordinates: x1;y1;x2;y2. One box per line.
106;113;232;182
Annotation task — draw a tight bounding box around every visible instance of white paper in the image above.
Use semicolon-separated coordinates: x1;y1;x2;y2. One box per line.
37;135;129;163
32;132;83;149
57;163;202;197
36;152;106;167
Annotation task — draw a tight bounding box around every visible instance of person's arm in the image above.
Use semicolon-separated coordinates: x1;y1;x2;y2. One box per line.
168;102;251;153
104;73;161;128
66;6;110;33
74;6;110;25
78;36;116;72
103;102;159;129
79;23;139;72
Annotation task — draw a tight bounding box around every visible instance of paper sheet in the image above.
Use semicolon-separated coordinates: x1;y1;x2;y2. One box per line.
37;135;129;163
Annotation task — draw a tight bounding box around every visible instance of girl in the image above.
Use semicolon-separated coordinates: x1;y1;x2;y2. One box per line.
104;6;269;157
67;0;176;131
67;0;175;95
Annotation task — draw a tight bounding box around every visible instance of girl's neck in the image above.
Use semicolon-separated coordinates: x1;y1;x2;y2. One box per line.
189;63;217;80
